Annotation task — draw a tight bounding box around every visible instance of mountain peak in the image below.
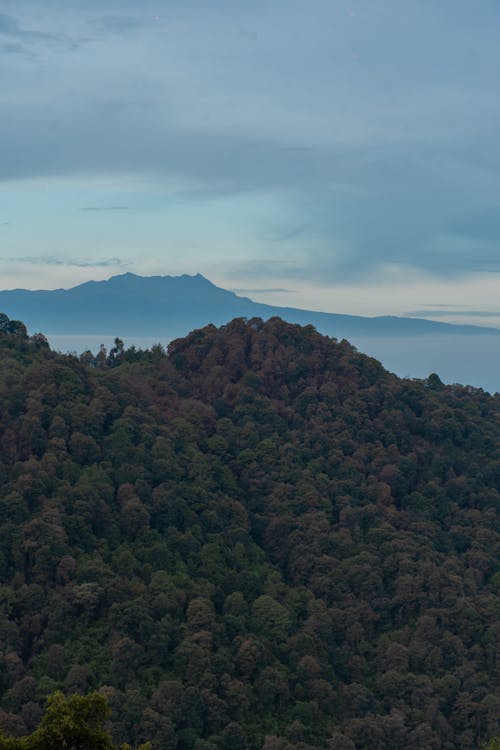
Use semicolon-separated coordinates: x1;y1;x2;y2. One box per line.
70;271;217;291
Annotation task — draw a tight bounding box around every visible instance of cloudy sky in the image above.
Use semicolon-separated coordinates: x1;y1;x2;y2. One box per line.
1;0;500;325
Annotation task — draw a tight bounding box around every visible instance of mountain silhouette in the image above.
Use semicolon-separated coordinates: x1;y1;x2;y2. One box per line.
0;272;499;339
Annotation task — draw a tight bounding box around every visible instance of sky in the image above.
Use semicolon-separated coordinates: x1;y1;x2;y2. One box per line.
1;0;500;326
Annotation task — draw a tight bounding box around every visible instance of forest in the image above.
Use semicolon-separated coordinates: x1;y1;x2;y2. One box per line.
0;313;499;749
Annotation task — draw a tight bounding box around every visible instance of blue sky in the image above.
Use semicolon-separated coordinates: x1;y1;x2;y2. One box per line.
1;0;500;325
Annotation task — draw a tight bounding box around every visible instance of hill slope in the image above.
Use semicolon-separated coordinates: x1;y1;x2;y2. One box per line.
0;316;499;749
0;272;498;339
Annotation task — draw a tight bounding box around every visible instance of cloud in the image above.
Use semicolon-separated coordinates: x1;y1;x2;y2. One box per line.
231;288;297;294
10;256;126;268
0;41;33;57
448;207;500;243
0;11;89;54
407;310;500;318
80;206;129;211
0;12;58;42
87;16;144;35
0;13;23;35
2;0;500;286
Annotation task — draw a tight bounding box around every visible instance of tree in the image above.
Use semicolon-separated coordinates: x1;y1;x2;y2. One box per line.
107;339;125;368
0;692;151;750
31;692;113;749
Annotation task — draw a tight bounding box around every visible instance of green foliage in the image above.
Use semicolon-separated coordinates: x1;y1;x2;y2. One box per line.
251;596;291;642
0;692;149;749
27;691;113;749
0;317;499;749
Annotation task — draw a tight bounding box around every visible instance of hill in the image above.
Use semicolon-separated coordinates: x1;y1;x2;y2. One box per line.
0;272;498;339
0;315;499;749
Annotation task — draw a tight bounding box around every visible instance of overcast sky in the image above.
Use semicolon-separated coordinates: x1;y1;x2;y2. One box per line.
1;0;500;325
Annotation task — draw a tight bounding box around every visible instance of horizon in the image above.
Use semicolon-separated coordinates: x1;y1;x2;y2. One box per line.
1;271;499;393
2;1;500;329
2;270;500;332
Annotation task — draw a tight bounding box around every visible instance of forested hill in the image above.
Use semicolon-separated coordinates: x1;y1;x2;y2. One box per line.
0;316;499;750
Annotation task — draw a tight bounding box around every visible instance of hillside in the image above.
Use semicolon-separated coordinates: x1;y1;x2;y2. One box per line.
0;272;498;339
0;316;499;749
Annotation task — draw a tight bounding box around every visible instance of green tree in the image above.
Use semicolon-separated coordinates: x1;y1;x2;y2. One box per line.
0;692;151;750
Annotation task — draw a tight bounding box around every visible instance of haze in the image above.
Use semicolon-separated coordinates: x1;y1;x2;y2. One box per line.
1;0;500;328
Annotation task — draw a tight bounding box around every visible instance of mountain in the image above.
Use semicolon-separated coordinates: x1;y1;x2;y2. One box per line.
0;316;499;749
0;272;499;339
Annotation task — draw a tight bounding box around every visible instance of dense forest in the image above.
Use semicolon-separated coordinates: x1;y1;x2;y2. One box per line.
0;313;499;749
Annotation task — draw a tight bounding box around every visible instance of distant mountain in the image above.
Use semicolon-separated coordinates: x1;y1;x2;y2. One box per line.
0;272;499;339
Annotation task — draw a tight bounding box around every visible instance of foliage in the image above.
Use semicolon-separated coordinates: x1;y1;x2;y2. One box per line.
0;314;499;748
0;692;150;749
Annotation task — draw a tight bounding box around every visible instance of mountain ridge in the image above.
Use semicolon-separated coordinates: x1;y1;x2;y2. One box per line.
0;272;498;339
